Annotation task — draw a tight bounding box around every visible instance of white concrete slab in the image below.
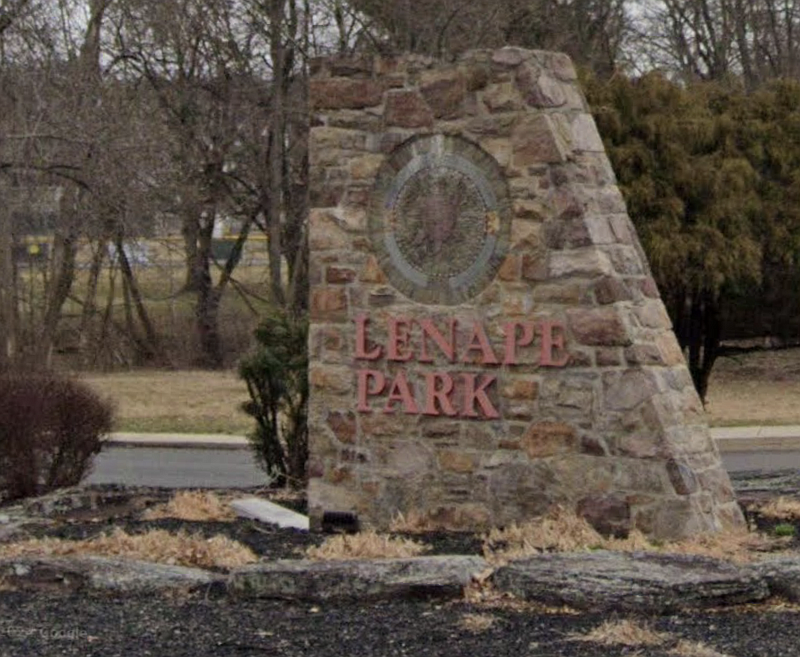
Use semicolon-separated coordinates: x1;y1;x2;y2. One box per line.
230;497;309;531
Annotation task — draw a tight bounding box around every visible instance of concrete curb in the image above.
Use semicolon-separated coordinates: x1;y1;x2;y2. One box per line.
107;433;249;450
107;428;800;453
711;426;800;453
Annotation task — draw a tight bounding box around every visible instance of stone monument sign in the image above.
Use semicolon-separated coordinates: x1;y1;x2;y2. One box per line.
306;48;744;539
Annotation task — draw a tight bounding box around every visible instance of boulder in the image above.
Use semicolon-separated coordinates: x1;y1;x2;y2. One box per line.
228;556;488;601
492;551;769;612
747;557;800;602
0;556;221;594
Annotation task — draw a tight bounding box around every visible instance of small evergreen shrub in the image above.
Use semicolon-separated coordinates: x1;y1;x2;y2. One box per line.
239;310;308;488
0;373;114;501
773;523;796;537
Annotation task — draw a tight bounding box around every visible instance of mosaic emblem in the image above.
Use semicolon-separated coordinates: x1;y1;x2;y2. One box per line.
368;134;511;305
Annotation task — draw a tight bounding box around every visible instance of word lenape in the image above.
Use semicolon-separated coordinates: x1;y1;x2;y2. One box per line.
355;315;569;418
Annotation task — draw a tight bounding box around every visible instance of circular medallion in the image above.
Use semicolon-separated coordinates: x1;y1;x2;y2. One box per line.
368;134;511;305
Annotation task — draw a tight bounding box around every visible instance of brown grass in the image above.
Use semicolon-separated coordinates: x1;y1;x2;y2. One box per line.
482;507;650;563
142;491;235;522
706;348;800;426
388;510;441;533
669;640;735;657
0;528;257;570
77;370;251;434
482;507;785;565
305;531;430;561
463;577;580;614
459;613;496;633
569;619;670;647
756;497;800;521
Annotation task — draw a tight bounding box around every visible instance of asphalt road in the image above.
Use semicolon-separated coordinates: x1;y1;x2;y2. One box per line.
86;446;267;488
721;450;800;473
85;444;789;489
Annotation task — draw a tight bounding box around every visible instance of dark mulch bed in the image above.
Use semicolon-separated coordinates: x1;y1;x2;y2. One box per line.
1;590;799;657
4;476;800;656
8;485;485;560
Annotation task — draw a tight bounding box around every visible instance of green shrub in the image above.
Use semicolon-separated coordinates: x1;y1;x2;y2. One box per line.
0;373;115;501
773;523;796;537
239;310;308;488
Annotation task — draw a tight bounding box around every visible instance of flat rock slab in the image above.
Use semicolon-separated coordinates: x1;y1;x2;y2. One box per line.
230;498;310;531
0;556;222;594
492;551;769;613
228;556;488;601
747;557;800;602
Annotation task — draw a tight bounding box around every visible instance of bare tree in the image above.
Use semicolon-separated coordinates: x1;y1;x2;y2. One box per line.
639;0;800;87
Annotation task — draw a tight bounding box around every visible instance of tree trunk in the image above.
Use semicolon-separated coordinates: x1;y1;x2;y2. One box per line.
268;0;287;307
79;238;106;366
193;216;224;367
0;198;16;368
115;236;166;365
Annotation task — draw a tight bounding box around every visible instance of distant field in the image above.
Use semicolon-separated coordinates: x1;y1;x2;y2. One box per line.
78;370;253;435
705;347;800;427
76;348;800;436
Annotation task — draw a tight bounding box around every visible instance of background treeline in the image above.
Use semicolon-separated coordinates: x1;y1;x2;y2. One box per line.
3;0;800;399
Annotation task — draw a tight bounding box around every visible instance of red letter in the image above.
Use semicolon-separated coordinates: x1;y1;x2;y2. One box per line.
462;322;499;365
461;373;500;419
355;315;382;360
423;372;458;417
503;322;535;365
357;369;386;412
387;317;413;362
383;371;419;414
540;320;569;367
418;318;457;363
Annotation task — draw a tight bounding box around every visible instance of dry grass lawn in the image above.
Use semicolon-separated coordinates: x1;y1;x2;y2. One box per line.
706;348;800;426
77;369;252;434
68;347;800;435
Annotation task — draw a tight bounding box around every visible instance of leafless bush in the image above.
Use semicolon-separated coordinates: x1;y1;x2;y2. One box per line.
0;372;114;501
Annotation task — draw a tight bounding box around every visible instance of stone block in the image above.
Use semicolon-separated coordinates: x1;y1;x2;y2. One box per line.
577;494;631;537
420;71;467;119
310;287;348;321
310;78;385;110
512;114;570;166
483;81;524;112
603;370;659;411
516;62;567;108
521;422;578;458
384;90;434;128
567;308;631;346
570;113;605;152
327;411;357;445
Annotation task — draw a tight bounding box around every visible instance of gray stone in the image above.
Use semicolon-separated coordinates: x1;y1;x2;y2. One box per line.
0;556;221;593
747;557;800;602
0;514;9;524
492;551;769;612
228;556;488;601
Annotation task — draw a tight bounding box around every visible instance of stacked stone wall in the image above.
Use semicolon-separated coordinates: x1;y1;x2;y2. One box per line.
307;48;744;539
